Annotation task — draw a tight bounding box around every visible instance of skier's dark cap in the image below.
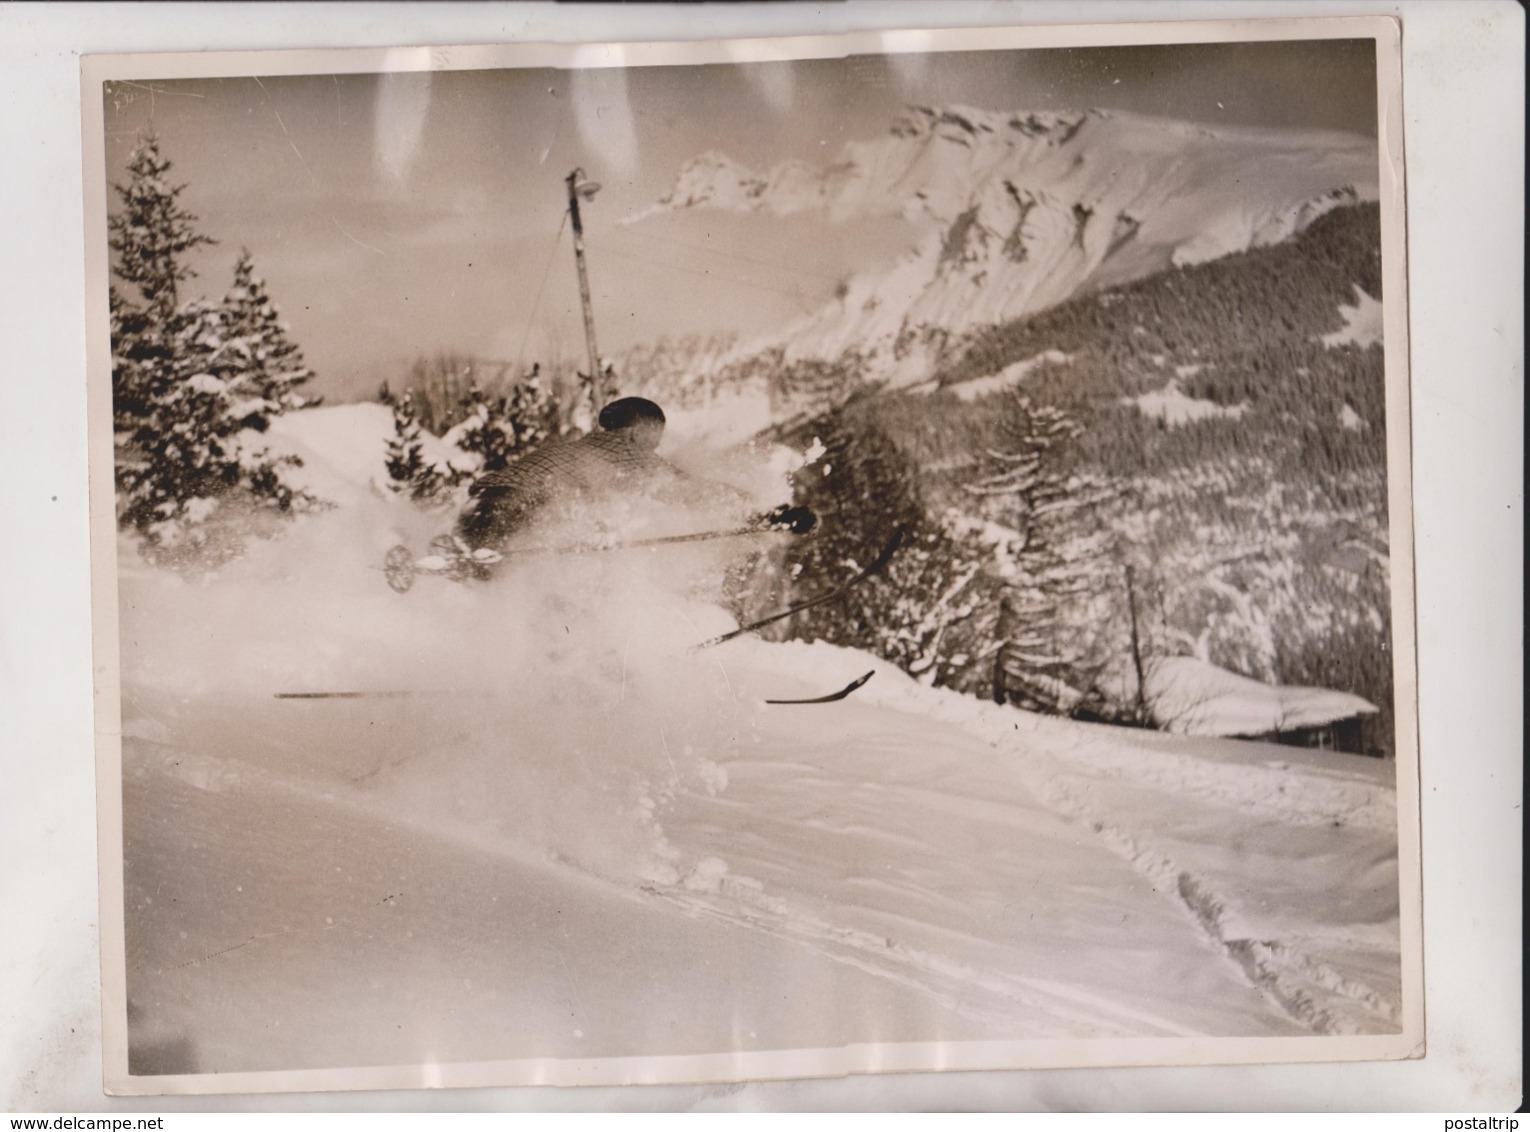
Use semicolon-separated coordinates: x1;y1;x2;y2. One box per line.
598;397;665;432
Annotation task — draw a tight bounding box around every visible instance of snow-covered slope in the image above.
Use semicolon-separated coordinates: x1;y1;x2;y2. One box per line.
642;107;1378;384
113;523;1401;1082
110;401;1402;1085
1322;284;1385;349
118;590;1401;1079
1145;655;1379;739
260;400;470;502
257;400;396;498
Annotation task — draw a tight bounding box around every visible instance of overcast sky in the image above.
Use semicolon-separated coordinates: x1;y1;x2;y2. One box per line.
102;38;1379;401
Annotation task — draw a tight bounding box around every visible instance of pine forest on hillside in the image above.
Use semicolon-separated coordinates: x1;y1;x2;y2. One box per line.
731;203;1392;753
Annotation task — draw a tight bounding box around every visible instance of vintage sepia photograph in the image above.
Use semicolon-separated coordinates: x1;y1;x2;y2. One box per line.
83;19;1420;1095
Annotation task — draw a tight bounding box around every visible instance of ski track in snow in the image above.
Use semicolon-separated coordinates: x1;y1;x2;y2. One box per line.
1029;765;1400;1036
117;542;1401;1061
127;712;1206;1041
669;642;1401;1039
123;640;1401;1045
648;882;1213;1040
864;686;1401;1036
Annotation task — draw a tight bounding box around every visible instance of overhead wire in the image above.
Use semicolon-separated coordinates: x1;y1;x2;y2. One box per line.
514;208;571;372
509;203;840;365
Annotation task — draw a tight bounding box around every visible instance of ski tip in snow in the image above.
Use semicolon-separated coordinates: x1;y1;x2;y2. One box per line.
765;669;875;705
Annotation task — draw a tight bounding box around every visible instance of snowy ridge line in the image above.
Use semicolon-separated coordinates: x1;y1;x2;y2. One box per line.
648;880;1208;1040
647;107;1379;385
1032;771;1400;1037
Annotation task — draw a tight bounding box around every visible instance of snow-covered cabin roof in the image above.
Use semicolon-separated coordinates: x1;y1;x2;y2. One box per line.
1146;656;1378;739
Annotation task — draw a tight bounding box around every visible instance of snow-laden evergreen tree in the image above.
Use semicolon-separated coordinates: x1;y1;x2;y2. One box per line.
756;405;1003;696
109;283;166;436
114;296;311;568
108;132;318;571
108;132;215;440
446;368;558;475
382;390;456;503
382;364;561;506
108;133;215;320
972;396;1124;717
505;367;560;451
219;249;320;412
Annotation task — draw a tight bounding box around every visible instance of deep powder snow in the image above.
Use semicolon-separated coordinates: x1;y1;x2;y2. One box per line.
115;407;1402;1077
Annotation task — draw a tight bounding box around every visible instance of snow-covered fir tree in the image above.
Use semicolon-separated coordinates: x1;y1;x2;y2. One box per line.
219;249;320;412
760;390;1127;712
758;407;1004;696
109;282;168;437
382;365;561;505
973;397;1125;717
445;368;558;476
382;390;456;503
108;133;319;570
872;521;997;690
108;132;215;440
113;295;312;568
108;133;215;320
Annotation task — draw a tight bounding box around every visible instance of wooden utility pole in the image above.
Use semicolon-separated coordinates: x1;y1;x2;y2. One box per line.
565;168;605;413
1125;564;1149;724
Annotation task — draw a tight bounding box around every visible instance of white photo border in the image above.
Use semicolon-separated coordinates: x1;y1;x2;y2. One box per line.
79;14;1423;1099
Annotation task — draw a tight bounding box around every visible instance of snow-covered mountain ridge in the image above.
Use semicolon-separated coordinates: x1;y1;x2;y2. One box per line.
643;106;1379;382
653;107;1099;223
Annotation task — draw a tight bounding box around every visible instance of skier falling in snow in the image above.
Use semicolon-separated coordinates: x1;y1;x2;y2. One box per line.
296;396;896;703
384;396;815;592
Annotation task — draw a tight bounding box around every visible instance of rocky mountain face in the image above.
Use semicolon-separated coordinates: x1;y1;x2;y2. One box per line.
644;106;1379;386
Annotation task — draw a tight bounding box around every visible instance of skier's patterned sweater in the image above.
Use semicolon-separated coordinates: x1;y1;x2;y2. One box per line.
455;430;735;549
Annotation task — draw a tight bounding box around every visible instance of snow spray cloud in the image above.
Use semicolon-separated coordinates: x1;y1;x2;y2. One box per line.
117;441;790;889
